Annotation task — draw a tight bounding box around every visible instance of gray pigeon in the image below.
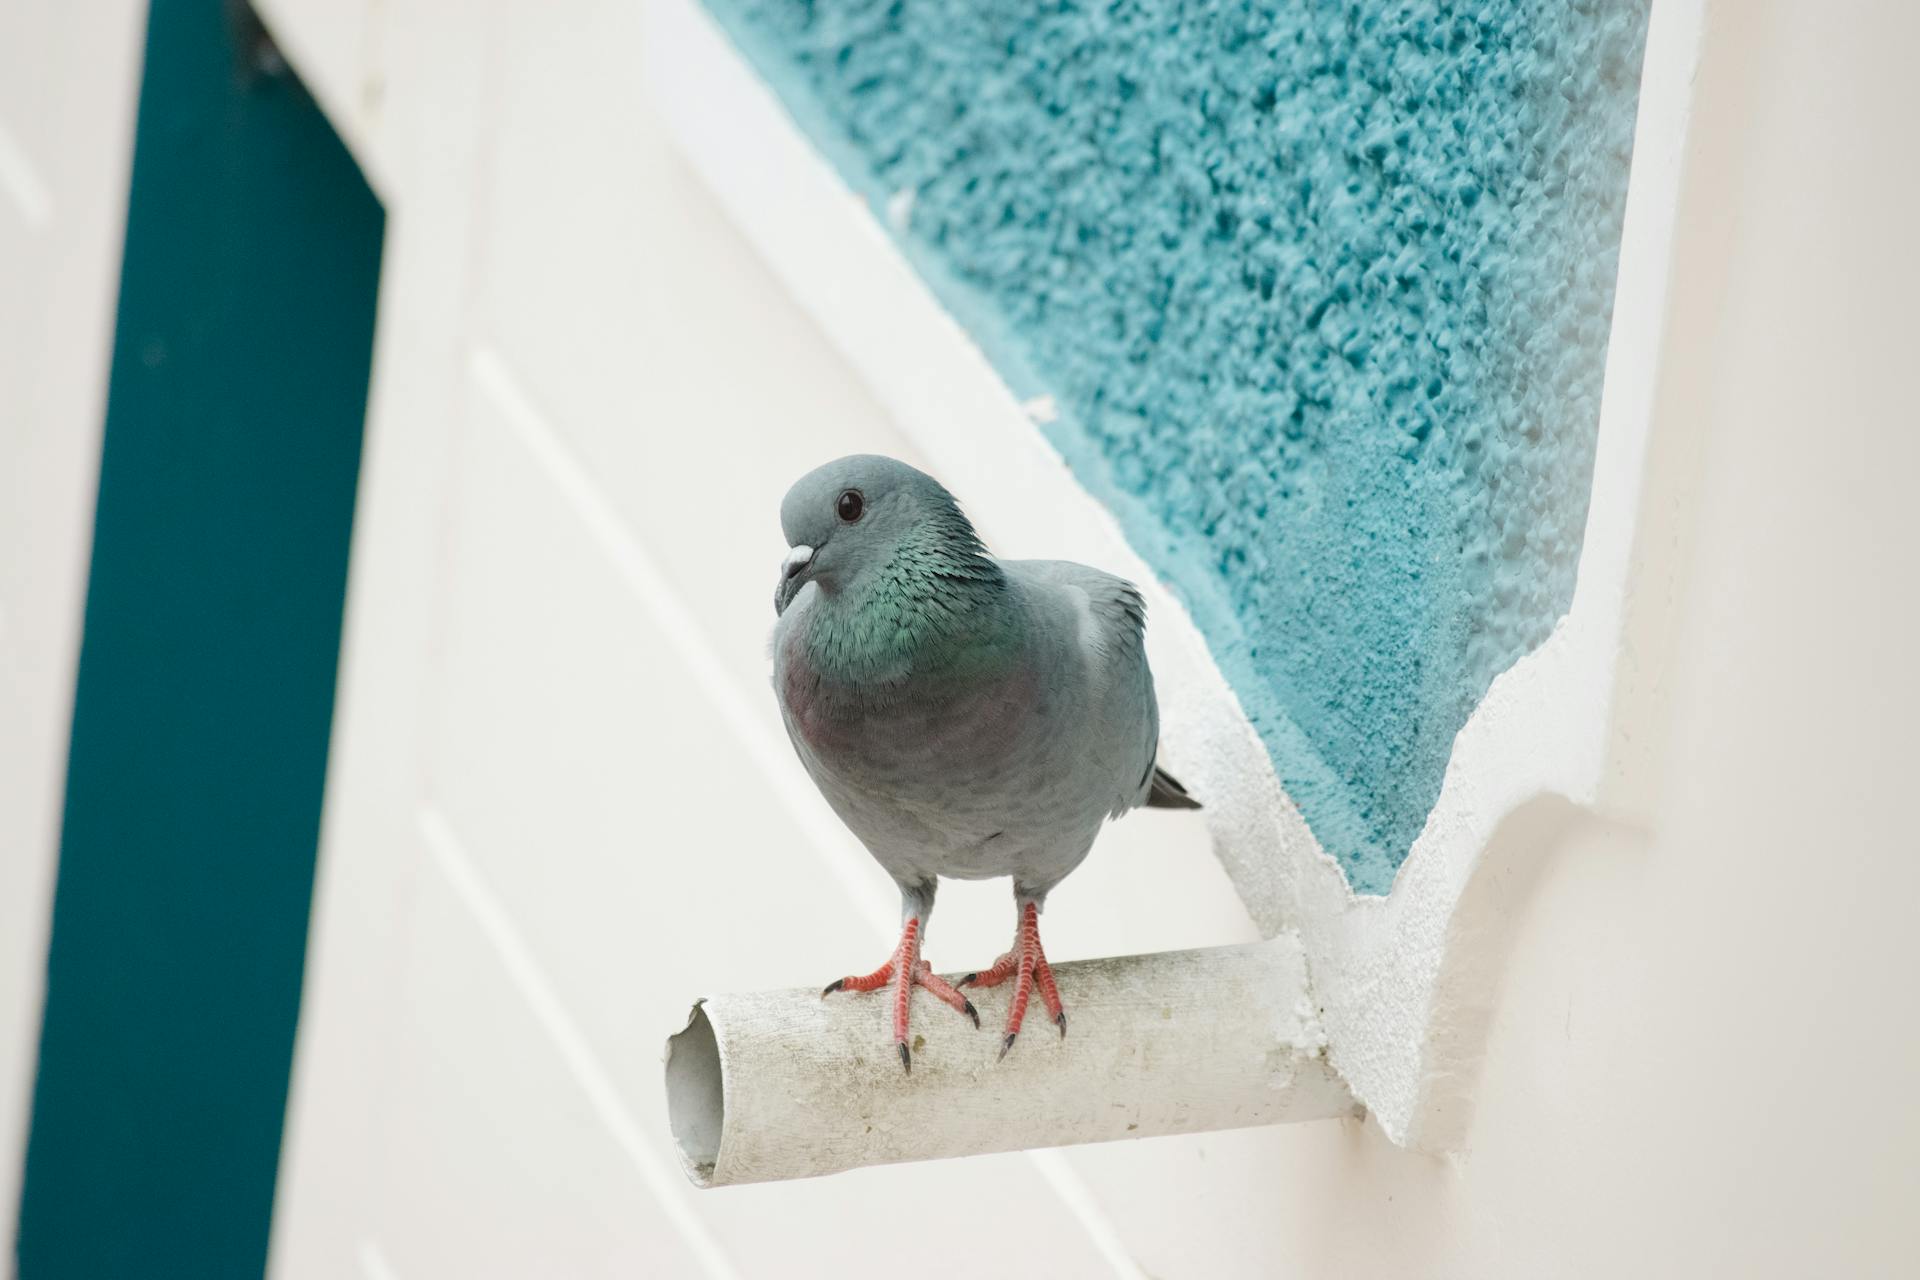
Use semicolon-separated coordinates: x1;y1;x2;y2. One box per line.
771;455;1199;1071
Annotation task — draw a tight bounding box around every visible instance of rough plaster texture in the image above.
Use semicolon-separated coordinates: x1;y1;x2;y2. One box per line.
698;0;1651;892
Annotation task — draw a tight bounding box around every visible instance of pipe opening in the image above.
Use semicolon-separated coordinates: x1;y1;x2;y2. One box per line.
664;1002;723;1185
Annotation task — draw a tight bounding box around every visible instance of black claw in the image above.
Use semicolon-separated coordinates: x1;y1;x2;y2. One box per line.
898;1042;912;1074
958;973;978;988
822;979;844;998
963;1000;980;1030
998;1032;1017;1062
1056;1011;1068;1038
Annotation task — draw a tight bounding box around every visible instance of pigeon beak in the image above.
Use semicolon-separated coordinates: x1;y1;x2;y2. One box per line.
774;544;815;617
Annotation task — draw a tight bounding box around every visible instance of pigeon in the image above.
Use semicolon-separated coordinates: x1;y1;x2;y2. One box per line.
771;455;1200;1071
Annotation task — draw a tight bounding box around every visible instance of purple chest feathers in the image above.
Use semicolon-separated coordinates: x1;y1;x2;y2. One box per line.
781;640;1040;775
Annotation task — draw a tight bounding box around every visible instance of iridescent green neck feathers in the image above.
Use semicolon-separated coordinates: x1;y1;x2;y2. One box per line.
801;513;1020;690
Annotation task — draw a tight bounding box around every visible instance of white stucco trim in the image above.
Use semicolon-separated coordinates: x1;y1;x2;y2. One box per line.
646;0;1707;1147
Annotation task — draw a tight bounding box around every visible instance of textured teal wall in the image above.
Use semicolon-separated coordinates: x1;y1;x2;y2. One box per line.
704;0;1649;892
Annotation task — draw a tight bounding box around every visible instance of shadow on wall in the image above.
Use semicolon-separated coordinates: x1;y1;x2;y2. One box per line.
697;0;1653;893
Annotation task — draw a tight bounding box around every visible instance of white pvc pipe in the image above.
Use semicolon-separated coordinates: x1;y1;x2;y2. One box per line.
663;935;1357;1187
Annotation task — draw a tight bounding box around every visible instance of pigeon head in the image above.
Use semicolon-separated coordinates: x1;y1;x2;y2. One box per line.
774;454;980;615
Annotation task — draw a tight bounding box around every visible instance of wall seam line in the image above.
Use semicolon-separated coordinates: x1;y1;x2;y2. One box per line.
419;804;744;1280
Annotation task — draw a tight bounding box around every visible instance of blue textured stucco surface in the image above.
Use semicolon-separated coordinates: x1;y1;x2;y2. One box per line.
705;0;1650;893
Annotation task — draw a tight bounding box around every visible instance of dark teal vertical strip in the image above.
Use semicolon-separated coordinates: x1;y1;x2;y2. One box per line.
15;2;382;1276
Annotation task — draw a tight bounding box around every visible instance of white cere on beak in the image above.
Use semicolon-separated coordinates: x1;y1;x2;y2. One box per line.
781;544;815;579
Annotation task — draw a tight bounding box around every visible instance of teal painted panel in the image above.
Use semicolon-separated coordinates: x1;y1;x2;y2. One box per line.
699;0;1649;892
14;3;382;1275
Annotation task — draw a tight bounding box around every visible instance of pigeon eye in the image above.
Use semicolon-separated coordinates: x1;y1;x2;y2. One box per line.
836;490;864;523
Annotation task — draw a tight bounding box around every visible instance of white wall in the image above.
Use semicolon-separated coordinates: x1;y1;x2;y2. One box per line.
0;0;147;1256
265;2;1253;1277
262;1;1920;1277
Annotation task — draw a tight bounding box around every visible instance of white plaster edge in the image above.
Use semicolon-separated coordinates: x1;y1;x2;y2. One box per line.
644;0;1706;1148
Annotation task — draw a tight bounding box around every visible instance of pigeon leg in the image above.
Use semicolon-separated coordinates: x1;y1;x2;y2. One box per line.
821;917;979;1072
957;901;1065;1058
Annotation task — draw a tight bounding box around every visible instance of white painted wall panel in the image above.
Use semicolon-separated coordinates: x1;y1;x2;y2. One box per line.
0;0;146;1255
366;851;721;1280
268;3;498;1273
473;0;928;702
